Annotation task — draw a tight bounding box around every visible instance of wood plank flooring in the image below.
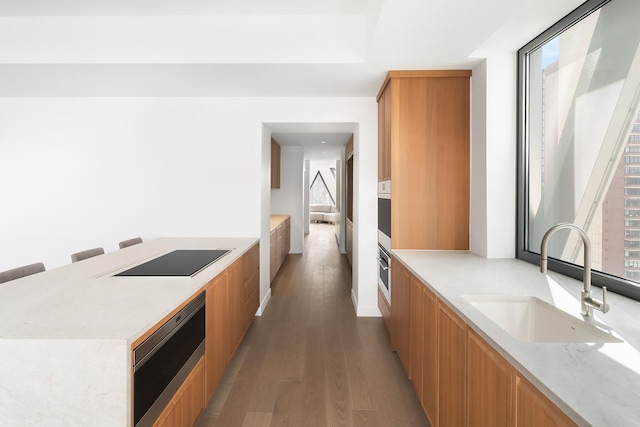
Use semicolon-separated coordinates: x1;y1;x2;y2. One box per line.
196;223;429;427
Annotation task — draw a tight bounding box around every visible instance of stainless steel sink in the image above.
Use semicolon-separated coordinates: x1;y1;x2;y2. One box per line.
462;295;623;343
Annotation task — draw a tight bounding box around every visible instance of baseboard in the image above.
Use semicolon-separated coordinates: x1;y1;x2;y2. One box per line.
350;289;383;317
257;288;272;316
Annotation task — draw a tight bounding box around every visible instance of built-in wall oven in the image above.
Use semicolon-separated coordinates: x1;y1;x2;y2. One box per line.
133;292;205;427
378;180;391;304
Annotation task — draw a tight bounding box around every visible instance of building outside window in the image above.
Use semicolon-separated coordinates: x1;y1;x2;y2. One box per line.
518;0;640;301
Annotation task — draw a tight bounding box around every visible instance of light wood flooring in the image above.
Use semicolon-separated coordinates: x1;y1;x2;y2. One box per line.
196;223;429;427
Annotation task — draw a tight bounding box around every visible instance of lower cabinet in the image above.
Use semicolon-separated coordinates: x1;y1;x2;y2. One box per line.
270;216;290;283
437;302;467;426
420;285;438;426
514;374;577;427
205;242;260;404
390;256;578;427
205;271;228;402
391;259;411;372
154;357;205;427
467;330;511;426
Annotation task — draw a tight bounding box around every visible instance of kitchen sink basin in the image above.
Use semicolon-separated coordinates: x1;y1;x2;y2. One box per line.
462;295;623;343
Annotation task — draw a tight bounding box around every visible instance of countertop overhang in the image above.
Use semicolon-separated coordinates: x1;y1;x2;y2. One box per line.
0;237;259;344
392;250;640;427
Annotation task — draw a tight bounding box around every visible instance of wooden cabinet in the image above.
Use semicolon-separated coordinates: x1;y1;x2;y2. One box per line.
467;330;511;426
390;257;411;373
205;272;228;402
243;242;260;331
271;138;281;189
345;218;353;266
227;259;244;361
437;301;467;426
377;70;470;250
514;374;577;427
153;357;205;427
378;83;392;181
421;285;438;426
409;276;423;397
269;229;277;282
386;261;578;427
269;215;290;284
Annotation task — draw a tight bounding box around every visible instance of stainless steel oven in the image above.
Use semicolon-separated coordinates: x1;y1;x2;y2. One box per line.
133;292;205;427
377;244;391;304
378;180;391;304
378;180;391;252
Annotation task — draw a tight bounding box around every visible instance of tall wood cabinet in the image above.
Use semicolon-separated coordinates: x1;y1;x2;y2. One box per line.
376;70;471;250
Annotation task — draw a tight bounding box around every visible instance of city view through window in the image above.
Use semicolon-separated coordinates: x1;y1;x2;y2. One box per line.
525;0;640;292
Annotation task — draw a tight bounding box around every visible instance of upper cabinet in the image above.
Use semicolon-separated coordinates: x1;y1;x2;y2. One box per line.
271;138;281;189
378;83;392;181
377;70;471;250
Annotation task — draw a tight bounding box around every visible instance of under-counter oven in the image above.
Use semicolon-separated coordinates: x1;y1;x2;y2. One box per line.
377;244;391;304
133;292;205;427
378;180;391;251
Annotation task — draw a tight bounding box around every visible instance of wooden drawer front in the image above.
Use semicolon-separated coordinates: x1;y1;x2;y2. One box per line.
244;286;260;330
270;229;276;244
244;268;259;302
243;243;260;278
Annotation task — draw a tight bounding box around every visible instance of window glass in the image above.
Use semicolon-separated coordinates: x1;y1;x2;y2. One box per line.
519;0;640;300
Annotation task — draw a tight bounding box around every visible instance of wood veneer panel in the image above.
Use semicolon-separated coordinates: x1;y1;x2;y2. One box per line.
421;286;438;427
389;75;470;250
205;272;228;402
409;276;423;398
227;259;244;361
390;257;410;374
514;374;578;427
438;301;467;426
467;330;511;427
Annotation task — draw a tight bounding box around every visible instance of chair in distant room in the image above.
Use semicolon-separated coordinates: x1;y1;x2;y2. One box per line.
119;237;143;249
0;262;46;284
71;247;105;263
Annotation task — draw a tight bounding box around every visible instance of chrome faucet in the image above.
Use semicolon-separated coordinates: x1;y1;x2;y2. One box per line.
540;223;609;318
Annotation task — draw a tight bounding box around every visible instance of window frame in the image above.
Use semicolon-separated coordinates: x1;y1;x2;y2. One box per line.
516;0;640;302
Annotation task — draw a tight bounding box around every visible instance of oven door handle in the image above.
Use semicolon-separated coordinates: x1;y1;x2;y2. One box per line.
376;257;390;271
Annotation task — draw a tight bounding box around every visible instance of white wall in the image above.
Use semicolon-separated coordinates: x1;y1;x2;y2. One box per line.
0;96;379;316
469;54;517;258
271;146;304;254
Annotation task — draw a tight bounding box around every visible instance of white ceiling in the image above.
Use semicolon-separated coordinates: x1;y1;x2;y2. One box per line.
0;0;586;160
272;132;353;161
0;0;369;16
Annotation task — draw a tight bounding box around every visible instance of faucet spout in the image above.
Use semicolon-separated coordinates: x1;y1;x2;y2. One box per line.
539;223;608;318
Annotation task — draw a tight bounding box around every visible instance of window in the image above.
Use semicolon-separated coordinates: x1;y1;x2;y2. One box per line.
518;0;640;301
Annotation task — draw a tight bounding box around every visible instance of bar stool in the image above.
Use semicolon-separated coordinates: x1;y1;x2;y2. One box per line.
71;247;105;263
119;237;143;249
0;262;46;284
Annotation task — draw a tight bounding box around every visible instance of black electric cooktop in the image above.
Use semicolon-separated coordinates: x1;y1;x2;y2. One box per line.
115;249;231;277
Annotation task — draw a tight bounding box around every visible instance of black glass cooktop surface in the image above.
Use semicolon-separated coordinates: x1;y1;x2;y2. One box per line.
115;249;231;277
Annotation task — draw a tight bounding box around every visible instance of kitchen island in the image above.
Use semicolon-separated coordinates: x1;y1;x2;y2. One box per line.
0;237;259;426
393;250;640;426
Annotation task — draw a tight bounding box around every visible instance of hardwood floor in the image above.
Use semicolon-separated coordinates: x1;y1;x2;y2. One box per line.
196;223;429;427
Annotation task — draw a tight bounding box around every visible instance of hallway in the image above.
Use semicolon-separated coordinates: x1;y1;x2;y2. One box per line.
196;223;429;427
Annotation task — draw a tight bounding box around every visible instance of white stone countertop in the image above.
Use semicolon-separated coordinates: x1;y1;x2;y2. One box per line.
0;237;258;344
392;250;640;427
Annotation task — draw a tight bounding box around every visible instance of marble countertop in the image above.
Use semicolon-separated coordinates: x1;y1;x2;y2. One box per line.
392;250;640;427
0;236;259;344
